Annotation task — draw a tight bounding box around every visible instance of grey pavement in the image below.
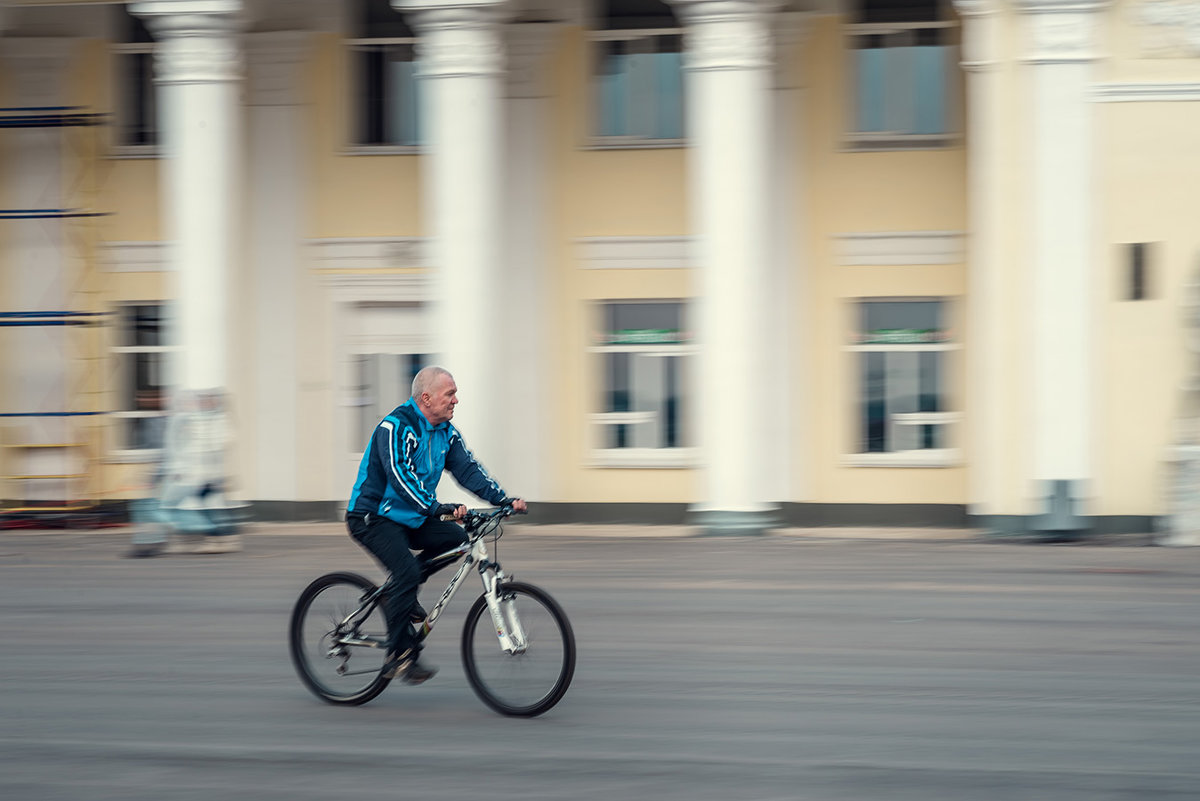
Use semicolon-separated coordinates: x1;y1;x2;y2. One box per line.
0;524;1197;800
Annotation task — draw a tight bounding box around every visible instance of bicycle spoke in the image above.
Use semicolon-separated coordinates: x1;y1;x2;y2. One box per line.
290;573;391;705
461;582;575;717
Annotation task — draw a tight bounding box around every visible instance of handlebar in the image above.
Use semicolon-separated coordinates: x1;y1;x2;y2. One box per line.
439;504;525;531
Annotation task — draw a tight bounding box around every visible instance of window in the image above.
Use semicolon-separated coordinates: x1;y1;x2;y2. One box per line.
348;0;422;149
1127;243;1151;301
112;6;158;153
350;353;428;448
591;1;685;145
846;0;957;149
847;299;960;466
589;301;694;466
111;304;174;457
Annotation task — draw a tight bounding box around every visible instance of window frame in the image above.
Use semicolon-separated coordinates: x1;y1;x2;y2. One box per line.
843;17;961;151
108;303;176;463
347;351;429;452
344;33;423;153
110;41;159;158
842;297;962;468
587;300;698;468
587;26;687;150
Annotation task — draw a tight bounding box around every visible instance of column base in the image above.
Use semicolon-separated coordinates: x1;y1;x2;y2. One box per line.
1030;479;1090;542
687;508;780;537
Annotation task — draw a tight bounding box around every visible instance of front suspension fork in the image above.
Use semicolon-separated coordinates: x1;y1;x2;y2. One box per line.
480;567;527;654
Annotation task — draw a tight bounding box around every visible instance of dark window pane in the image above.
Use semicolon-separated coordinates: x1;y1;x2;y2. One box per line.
1129;243;1149;301
856;0;942;24
862;352;887;452
919;352;942;448
353;44;421;146
859;300;944;343
605;302;683;341
357;0;415;38
122;305;164;348
358;48;386;145
130;415;166;450
664;356;680;448
607;352;630;448
601;0;678;30
116;53;158;147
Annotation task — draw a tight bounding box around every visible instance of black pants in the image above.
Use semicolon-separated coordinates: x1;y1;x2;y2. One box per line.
348;513;467;657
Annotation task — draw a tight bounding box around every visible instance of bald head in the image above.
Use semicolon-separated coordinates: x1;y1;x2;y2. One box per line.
411;365;458;425
411;365;453;400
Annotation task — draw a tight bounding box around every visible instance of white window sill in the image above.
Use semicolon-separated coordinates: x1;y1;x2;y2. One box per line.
341;145;422;156
587;447;698;469
842;449;961;468
891;412;962;426
841;134;961;152
106;448;163;465
583;138;685;151
109;145;159;160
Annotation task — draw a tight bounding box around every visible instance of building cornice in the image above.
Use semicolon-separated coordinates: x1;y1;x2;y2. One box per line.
1136;0;1200;58
309;237;430;271
1016;0;1110;63
505;21;559;99
1015;0;1109;11
245;30;311;106
576;236;692;270
1092;81;1200;102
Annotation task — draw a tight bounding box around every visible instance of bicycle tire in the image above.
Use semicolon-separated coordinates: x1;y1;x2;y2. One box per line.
461;581;576;717
289;571;391;706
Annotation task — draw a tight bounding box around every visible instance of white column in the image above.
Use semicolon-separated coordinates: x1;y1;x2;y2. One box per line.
1018;0;1105;531
769;12;808;504
397;0;508;472
954;0;1006;525
244;32;309;503
500;21;556;498
670;0;778;534
132;0;242;393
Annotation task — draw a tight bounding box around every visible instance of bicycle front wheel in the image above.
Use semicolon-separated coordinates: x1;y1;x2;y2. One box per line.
289;572;390;706
461;581;575;717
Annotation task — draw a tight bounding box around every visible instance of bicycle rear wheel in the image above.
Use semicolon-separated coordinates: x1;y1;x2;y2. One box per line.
461;581;575;717
289;572;391;705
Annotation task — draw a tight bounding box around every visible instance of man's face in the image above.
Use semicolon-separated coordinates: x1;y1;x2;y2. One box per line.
422;373;458;425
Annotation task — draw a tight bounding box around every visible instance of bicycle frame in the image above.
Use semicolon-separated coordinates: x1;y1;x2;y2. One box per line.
336;510;528;659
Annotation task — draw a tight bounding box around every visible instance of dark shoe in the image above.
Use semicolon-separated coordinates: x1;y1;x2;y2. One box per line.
410;602;427;623
381;650;438;685
401;658;438;685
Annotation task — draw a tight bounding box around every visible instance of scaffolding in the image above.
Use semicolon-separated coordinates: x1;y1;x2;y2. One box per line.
0;106;112;527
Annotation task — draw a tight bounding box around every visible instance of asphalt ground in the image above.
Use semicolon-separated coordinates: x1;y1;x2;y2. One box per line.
0;524;1197;800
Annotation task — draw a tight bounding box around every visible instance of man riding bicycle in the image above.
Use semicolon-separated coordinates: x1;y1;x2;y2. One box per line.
345;365;526;684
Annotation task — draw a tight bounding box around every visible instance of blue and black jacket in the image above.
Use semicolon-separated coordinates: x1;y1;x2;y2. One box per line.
346;398;508;528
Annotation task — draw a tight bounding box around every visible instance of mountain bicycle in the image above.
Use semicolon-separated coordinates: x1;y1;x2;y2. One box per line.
288;506;575;717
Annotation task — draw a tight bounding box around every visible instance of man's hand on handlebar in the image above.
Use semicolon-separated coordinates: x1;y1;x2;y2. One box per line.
434;503;467;520
510;498;528;514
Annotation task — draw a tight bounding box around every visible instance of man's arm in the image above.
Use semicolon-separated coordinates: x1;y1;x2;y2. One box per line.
444;429;509;507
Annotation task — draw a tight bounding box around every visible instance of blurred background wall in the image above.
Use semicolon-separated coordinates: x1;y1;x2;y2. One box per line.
0;0;1195;536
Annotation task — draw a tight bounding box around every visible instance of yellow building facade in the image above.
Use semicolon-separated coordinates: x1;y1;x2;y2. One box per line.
0;0;1196;538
